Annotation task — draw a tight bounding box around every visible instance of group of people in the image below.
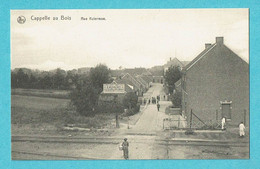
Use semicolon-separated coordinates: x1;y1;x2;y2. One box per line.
221;117;246;137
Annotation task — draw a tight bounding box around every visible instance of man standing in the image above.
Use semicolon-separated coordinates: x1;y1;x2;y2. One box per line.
239;122;246;137
122;138;129;159
157;102;160;111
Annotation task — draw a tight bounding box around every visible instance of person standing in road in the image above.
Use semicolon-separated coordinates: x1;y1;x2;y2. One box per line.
221;117;226;130
239;122;246;137
122;138;129;159
157;102;160;111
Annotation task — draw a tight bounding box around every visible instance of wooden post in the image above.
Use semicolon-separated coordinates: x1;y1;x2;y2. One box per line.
178;116;180;128
114;96;120;128
190;109;193;129
216;110;218;121
116;113;119;128
244;109;247;126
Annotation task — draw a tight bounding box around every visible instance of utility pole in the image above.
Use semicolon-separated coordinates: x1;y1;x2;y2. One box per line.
114;95;119;128
190;109;193;129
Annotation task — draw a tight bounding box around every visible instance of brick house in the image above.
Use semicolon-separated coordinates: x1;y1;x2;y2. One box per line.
121;73;144;96
180;37;249;127
153;75;164;83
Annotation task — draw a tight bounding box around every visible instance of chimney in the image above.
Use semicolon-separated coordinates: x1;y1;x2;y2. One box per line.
216;37;224;44
205;43;212;49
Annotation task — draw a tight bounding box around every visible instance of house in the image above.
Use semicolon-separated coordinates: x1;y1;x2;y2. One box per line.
180;37;249;127
141;74;153;83
136;75;149;89
153;75;164;84
121;73;144;96
164;57;184;71
98;82;134;105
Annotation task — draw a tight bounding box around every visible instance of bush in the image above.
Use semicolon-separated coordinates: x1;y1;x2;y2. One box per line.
123;92;138;109
95;102;124;114
123;93;140;116
171;91;182;108
133;103;140;113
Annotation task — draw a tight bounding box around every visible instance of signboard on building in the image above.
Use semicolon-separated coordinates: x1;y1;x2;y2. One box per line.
103;84;125;93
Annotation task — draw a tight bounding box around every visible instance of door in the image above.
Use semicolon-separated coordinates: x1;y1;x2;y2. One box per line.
221;103;231;120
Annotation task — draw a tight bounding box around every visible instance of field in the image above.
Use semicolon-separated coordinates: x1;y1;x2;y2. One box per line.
11;94;116;136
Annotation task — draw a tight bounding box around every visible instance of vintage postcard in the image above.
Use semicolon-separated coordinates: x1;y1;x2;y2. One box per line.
11;9;249;160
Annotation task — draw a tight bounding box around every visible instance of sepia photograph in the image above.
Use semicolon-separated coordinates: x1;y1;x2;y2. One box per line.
11;9;249;160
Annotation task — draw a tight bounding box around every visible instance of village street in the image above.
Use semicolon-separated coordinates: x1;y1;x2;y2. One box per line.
12;83;249;160
133;83;167;132
109;83;169;159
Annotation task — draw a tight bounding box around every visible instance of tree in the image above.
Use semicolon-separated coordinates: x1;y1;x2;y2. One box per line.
53;68;66;89
29;74;38;89
123;92;138;109
171;91;182;108
89;64;111;93
164;66;182;94
16;69;30;88
11;72;17;88
69;79;99;116
39;75;53;89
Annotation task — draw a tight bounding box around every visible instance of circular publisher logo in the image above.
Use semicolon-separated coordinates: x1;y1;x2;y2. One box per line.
17;16;26;24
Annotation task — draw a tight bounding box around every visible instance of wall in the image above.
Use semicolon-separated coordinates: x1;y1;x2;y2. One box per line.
183;44;249;127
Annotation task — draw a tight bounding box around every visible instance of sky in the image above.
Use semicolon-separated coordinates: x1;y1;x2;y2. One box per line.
11;9;249;70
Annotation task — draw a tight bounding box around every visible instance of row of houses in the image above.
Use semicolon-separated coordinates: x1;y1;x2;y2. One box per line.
174;37;249;126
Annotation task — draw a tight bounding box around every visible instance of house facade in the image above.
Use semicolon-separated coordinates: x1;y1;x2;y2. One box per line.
98;82;134;105
181;37;249;127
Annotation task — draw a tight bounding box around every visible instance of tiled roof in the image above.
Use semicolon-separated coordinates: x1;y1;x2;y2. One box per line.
122;73;142;88
140;75;153;83
183;43;217;72
164;57;184;68
135;76;148;86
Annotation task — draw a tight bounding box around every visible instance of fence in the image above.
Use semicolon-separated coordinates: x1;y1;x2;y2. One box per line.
163;118;222;130
163;118;187;129
188;109;222;129
163;109;222;130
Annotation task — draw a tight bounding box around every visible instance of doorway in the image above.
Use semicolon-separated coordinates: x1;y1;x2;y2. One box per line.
221;101;232;120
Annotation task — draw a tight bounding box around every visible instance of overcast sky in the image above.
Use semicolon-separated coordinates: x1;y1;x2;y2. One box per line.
11;9;248;70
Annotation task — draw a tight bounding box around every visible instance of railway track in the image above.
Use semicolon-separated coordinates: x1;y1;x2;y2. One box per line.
12;135;249;160
12;150;100;160
12;135;248;147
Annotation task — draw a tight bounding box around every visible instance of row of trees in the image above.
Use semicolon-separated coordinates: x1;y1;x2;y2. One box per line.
11;68;79;90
